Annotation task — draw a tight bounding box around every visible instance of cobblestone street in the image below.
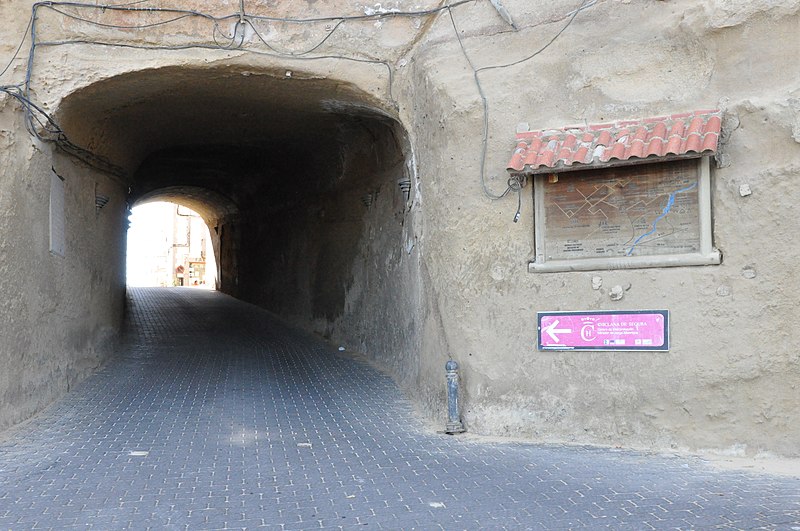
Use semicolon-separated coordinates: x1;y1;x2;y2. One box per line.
1;288;798;529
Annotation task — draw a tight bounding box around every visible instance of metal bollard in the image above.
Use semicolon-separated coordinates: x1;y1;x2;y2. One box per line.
445;360;466;434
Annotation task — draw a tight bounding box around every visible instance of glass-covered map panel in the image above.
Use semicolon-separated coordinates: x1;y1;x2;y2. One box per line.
541;159;701;260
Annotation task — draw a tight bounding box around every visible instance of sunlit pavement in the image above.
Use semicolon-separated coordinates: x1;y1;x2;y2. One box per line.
1;288;798;529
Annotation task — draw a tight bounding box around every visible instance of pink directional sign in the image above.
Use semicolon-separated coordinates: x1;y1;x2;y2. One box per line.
537;310;669;351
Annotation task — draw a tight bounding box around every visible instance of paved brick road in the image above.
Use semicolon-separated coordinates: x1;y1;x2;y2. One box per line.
1;288;798;530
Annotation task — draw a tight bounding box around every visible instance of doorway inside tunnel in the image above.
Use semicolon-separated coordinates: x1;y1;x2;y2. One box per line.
55;65;423;375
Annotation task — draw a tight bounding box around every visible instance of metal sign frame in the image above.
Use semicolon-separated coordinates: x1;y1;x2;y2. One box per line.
529;157;719;272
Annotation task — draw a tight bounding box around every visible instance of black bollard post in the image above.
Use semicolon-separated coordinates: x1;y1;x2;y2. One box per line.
445;360;465;434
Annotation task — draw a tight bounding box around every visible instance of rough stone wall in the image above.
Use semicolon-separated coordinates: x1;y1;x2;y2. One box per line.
0;116;126;431
0;0;429;432
233;117;424;388
0;0;798;458
402;0;800;456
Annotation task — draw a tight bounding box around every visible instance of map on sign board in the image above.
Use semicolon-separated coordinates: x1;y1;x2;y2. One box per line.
541;159;701;260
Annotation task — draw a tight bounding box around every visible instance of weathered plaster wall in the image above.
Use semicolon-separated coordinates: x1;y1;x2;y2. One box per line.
402;0;800;456
0;111;126;431
1;0;798;458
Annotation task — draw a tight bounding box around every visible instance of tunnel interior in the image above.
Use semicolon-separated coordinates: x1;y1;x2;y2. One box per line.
55;65;420;362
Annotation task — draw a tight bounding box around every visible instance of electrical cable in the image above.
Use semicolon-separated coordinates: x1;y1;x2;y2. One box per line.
448;0;590;207
37;2;233;21
36;39;395;99
15;0;481;82
243;1;474;24
476;0;589;73
6;0;477;181
247;18;346;57
212;19;245;49
31;0;473;58
37;1;474;26
5;0;566;221
507;174;526;222
19;0;478;88
35;3;361;56
2;3;342;176
44;7;197;30
24;0;429;98
101;0;153;6
0;85;125;176
448;7;501;200
0;12;34;81
24;5;41;137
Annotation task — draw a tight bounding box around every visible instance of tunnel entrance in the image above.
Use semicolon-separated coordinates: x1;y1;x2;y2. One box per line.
127;202;217;289
56;64;422;378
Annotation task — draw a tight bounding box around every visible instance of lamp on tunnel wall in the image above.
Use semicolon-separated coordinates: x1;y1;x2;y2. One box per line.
398;179;412;201
95;194;110;212
361;192;376;208
94;182;110;216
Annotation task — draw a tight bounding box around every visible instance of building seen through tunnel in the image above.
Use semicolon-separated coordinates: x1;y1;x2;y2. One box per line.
0;0;798;459
128;202;216;288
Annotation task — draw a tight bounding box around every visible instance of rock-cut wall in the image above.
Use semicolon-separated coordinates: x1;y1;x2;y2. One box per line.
402;0;800;457
0;0;798;458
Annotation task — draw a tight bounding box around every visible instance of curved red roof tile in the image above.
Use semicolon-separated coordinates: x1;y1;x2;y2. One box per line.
645;137;664;157
685;132;702;152
508;110;721;174
665;134;683;155
596;129;613;146
651;122;667;140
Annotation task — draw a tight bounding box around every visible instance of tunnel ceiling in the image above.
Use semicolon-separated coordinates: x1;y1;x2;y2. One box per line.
55;65;399;219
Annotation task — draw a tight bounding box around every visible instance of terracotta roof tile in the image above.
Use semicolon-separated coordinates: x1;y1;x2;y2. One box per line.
507;110;721;174
645;137;663;157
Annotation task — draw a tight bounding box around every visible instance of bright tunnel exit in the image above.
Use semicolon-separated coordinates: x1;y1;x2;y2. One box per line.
127;202;217;288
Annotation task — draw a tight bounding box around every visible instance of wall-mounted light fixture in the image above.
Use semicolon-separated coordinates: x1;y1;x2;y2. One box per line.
397;179;411;201
95;193;110;213
94;182;110;215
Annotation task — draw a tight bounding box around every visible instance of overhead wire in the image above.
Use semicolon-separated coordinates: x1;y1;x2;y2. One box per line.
243;1;473;24
476;0;592;74
43;6;198;30
31;0;463;62
6;0;570;198
0;11;34;81
36;2;233;21
212;19;245;49
20;0;461;95
35;39;396;96
100;0;153;6
447;0;591;221
247;18;347;57
10;0;456;176
0;85;125;176
34;0;473;26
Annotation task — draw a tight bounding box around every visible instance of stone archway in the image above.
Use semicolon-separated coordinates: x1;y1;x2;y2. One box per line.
133;186;238;290
51;63;423;378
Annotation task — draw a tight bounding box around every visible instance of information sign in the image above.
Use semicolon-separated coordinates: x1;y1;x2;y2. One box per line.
541;160;701;260
537;310;669;351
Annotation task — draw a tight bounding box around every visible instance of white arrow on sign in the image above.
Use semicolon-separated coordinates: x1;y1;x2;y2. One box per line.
543;319;572;343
